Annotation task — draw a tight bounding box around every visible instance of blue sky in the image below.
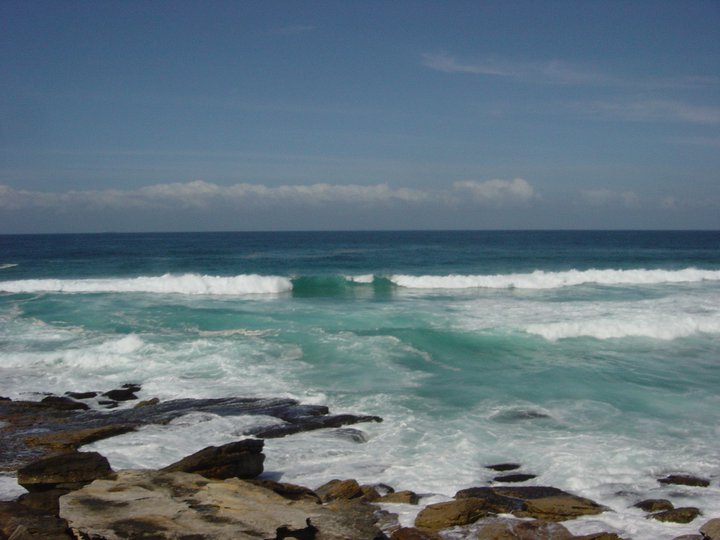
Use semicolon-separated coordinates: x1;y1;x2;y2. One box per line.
1;0;719;232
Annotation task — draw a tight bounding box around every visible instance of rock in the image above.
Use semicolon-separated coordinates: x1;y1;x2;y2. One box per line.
64;392;97;400
161;439;264;479
486;463;522;472
414;498;492;530
0;500;72;539
515;494;606;522
23;424;137;452
60;470;388;540
701;518;720;539
634;498;674;512
470;517;574;539
17;451;113;492
651;507;702;523
390;527;442;540
671;535;703;540
102;388;138;401
658;475;710;487
133;397;159;408
316;479;365;502
2;395;383;472
493;473;537;483
454;485;605;522
247;479;321;503
39;396;89;411
379;490;421;504
17;488;71;515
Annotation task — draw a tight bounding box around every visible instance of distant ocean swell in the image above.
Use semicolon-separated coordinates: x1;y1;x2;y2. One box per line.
1;267;720;295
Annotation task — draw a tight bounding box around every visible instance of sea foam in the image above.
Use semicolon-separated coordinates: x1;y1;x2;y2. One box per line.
391;267;720;290
0;273;293;295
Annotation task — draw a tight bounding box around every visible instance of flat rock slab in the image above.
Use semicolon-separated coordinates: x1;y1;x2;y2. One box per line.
0;396;381;472
60;470;387;540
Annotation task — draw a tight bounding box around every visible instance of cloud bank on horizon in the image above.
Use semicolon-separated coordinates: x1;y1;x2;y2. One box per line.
1;1;718;232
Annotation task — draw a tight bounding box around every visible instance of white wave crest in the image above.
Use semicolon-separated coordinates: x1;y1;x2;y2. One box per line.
391;267;720;290
346;274;374;284
0;264;18;270
0;273;293;295
526;315;720;341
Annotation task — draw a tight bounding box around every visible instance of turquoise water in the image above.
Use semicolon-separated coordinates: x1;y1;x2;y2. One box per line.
1;231;719;538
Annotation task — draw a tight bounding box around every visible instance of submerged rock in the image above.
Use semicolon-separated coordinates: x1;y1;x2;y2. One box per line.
658;474;710;487
650;507;701;524
379;490;420;505
493;473;536;483
634;498;674;512
161;439;264;479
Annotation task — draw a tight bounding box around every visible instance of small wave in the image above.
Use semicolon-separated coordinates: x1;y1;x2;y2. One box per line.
390;267;720;290
526;316;720;341
0;264;18;270
0;273;293;295
346;274;374;284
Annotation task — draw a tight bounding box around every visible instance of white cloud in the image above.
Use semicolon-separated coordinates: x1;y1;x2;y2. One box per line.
452;178;536;205
0;179;541;213
581;189;640;208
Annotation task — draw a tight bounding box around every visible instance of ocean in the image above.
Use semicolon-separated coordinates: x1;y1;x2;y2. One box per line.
1;230;719;538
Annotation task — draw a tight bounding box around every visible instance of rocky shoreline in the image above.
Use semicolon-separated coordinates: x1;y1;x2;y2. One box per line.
1;386;717;540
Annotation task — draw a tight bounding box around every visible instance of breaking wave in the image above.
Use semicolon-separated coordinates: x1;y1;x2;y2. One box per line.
0;274;293;295
390;267;720;290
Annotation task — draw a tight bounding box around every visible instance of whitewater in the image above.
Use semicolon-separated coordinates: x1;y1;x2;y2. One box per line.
1;230;719;539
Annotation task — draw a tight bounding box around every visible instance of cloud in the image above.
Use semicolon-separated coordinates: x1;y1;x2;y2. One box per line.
583;99;720;125
581;189;640;208
422;52;612;85
0;181;430;211
0;179;541;213
453;178;536;205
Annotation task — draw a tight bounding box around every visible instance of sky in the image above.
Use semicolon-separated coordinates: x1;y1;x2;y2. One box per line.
1;0;719;233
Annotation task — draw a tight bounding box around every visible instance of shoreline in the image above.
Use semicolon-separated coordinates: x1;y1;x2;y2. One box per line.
1;387;718;539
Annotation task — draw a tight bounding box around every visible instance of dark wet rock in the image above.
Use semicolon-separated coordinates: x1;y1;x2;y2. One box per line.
379;490;420;504
161;439;264;480
101;388;138;401
486;463;522;472
316;479;365;502
17;488;71;515
493;473;537;483
1;396;383;472
359;484;382;502
0;500;72;539
701;518;720;540
414;498;492;530
634;498;674;512
390;527;442;540
671;535;703;540
133;397;159;408
97;400;118;408
328;427;368;443
247;479;321;503
64;392;97;400
651;507;702;523
0;396;11;401
491;408;552;422
453;486;606;522
17;451;114;492
23;424;137;453
39;396;89;411
249;413;383;438
658;474;710;487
